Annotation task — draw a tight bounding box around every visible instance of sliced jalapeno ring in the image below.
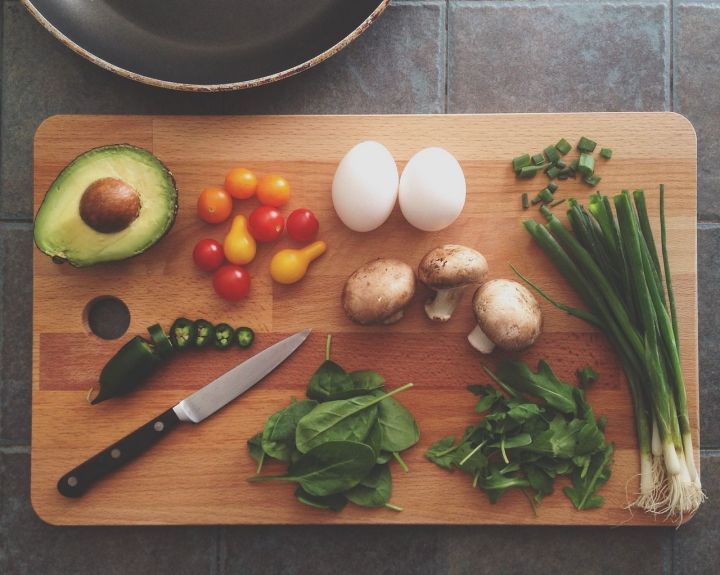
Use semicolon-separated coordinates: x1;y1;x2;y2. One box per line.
193;319;214;348
147;323;173;357
213;322;234;350
170;317;196;350
235;326;255;349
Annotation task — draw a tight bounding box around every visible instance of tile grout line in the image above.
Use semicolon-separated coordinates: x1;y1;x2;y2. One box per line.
667;0;673;111
216;526;227;575
444;0;449;114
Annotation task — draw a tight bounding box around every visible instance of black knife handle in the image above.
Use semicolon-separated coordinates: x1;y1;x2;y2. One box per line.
57;407;181;498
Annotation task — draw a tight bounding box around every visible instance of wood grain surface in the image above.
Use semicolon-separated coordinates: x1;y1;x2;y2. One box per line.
31;113;698;525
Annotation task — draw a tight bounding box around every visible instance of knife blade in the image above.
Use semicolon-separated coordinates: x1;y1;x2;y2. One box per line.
57;329;311;498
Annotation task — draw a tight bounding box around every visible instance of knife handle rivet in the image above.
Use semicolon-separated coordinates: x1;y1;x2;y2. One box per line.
110;448;121;459
67;476;78;487
154;421;164;432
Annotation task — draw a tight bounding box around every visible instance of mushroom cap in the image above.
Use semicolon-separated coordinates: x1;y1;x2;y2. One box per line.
342;258;416;325
472;279;542;351
418;244;488;290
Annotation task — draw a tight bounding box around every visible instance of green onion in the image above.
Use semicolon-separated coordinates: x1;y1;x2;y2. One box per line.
556;138;572;155
550;198;566;209
546;166;561;179
518;164;547;178
547;181;559;193
531;195;543;205
522;193;529;209
532;153;545;166
556;159;567;169
577;153;595;177
539;188;554;203
570;159;580;171
544;145;561;164
584;174;601;187
520;187;704;520
600;148;613;159
577;136;597;153
513;154;531;173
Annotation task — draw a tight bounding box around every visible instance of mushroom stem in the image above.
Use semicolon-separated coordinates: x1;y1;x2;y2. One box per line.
381;309;405;325
467;325;495;354
425;286;467;322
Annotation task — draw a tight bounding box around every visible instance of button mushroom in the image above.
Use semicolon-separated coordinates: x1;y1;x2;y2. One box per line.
418;244;488;322
468;279;542;353
342;258;416;325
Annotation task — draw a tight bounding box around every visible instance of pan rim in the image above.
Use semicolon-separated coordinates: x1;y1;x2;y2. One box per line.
21;0;390;92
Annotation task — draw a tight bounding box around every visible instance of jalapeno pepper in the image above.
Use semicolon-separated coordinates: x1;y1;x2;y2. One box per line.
235;326;255;348
193;319;215;348
170;317;196;350
213;323;234;350
91;336;162;404
147;323;173;357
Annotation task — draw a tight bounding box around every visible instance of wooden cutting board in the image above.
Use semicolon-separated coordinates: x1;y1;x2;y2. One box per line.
32;113;698;525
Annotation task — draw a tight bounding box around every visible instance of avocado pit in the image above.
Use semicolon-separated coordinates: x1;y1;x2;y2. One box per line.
80;177;141;233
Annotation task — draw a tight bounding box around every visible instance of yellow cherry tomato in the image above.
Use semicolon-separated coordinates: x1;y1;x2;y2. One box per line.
223;215;257;265
257;174;291;207
270;240;327;285
225;167;258;200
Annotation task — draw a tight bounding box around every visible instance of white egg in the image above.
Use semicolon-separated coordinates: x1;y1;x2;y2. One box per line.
332;141;399;232
399;147;466;232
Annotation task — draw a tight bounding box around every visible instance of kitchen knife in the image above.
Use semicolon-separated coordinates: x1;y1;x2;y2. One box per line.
57;329;311;498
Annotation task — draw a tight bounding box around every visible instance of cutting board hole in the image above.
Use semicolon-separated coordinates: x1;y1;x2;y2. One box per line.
84;296;131;340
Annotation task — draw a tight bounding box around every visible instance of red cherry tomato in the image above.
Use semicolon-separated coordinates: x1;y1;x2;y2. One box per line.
192;238;225;272
212;265;251;301
248;205;285;242
286;208;320;243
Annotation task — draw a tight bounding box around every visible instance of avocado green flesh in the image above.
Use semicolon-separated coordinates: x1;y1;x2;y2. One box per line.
34;145;177;267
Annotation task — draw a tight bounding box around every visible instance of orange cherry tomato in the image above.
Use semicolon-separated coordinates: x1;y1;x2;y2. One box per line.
197;186;233;224
224;167;258;200
256;175;291;207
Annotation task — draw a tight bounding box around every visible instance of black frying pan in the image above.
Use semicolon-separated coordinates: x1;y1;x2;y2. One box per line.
22;0;389;91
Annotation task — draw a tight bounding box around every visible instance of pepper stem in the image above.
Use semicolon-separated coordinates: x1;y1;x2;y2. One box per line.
325;334;332;361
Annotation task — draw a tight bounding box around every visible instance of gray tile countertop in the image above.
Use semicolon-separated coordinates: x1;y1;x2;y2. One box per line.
1;1;718;573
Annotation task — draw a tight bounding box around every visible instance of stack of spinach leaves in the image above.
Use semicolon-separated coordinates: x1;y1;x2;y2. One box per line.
426;360;614;511
247;336;419;512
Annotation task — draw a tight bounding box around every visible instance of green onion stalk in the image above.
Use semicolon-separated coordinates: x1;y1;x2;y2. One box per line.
518;187;703;520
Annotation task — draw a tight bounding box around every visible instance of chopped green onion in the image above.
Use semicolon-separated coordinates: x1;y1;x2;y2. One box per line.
539;188;554;203
550;198;566;208
584;174;601;187
556;159;567;169
577;153;595;177
513;154;531;173
558;172;569;181
522;193;529;209
577;136;597;153
544;146;560;164
600;148;613;159
531;195;543;205
518;164;546;178
555;138;572;155
546;166;561;179
532;153;545;166
570;159;579;171
547;181;559;193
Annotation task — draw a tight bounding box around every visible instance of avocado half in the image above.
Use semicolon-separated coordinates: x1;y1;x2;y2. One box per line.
34;144;178;267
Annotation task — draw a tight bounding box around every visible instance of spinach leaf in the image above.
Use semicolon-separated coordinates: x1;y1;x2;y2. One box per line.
376;451;393;464
294;487;347;512
345;464;392;508
375;395;420;453
365;421;383;458
306;360;354;402
262;399;318;462
249;441;376;496
295;384;412;454
247;432;265;474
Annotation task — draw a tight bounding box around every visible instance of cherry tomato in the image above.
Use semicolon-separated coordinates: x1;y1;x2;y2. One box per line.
212;265;250;301
248;205;285;242
192;238;225;272
256;175;291;207
224;167;257;200
286;208;320;243
197;186;233;224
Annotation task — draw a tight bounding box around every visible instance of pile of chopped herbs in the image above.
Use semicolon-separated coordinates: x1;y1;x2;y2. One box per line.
519;187;704;519
513;136;612;210
426;359;614;512
247;336;419;512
